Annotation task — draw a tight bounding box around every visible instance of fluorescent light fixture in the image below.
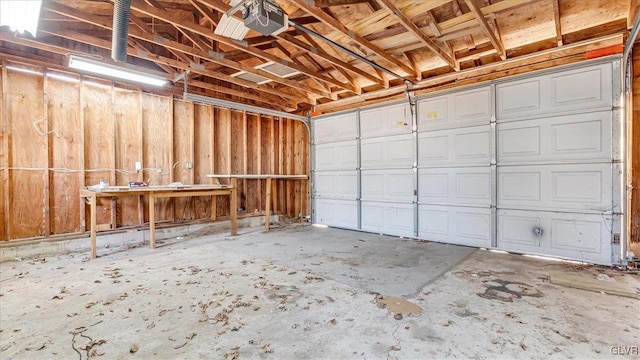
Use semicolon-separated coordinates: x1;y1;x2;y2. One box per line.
0;0;42;36
68;55;168;87
215;13;250;40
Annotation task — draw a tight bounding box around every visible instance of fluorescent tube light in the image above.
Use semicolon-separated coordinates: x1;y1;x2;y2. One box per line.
68;55;168;87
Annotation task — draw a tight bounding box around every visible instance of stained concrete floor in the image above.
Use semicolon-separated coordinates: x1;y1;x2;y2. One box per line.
0;225;638;359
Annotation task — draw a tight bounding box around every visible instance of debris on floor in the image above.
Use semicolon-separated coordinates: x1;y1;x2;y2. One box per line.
375;295;423;317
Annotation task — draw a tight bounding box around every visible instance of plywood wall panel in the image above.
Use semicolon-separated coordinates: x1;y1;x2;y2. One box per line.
47;76;82;234
82;81;113;227
173;100;194;221
0;66;6;240
7;70;47;238
294;121;309;218
114;88;141;226
214;107;231;217
631;46;640;246
193;104;213;219
142;93;173;221
0;68;309;242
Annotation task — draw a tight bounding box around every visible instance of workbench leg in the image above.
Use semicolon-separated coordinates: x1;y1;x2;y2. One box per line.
110;197;117;230
272;179;278;217
149;195;156;249
265;177;272;230
230;178;238;236
90;195;97;259
211;195;217;221
80;196;86;233
138;195;144;225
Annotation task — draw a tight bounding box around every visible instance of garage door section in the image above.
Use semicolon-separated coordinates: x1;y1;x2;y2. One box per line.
495;63;618;264
313;112;359;229
359;103;414;237
416;86;493;247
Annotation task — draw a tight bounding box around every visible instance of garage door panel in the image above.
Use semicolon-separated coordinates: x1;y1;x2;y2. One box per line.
418;86;491;131
418;205;491;247
496;63;612;121
314;199;358;229
315;140;358;171
362;201;414;237
498;164;611;211
362;169;414;202
497;111;612;163
313;112;358;143
418;125;490;166
360;103;411;139
314;171;357;200
550;66;611;110
361;134;413;169
419;167;490;206
498;209;612;264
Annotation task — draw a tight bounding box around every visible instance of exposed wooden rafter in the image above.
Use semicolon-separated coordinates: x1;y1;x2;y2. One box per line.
376;0;458;71
464;0;506;60
128;0;358;95
291;0;418;80
552;0;563;46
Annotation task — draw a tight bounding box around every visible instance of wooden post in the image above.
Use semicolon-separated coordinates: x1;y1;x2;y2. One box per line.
90;193;97;259
265;176;272;230
230;177;238;235
149;194;156;248
78;77;86;233
2;62;10;240
43;78;50;237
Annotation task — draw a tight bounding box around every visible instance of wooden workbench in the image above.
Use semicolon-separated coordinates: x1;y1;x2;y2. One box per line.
80;184;237;259
206;174;307;230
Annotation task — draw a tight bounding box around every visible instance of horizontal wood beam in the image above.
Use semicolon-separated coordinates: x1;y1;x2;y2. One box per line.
376;0;458;70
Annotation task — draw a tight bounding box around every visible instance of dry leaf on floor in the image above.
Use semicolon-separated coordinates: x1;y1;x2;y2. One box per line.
174;342;188;349
226;350;239;360
329;319;337;325
520;342;527;350
130;343;139;353
262;344;274;353
146;321;155;330
186;332;197;340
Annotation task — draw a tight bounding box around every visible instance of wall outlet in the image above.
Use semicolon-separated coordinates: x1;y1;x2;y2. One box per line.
185;162;193;169
135;161;142;171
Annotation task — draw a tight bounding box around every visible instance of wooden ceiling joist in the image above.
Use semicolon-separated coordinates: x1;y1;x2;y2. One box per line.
464;0;506;60
552;0;563;46
291;0;418;80
376;0;458;71
128;0;358;95
192;0;385;88
36;27;300;108
42;2;326;101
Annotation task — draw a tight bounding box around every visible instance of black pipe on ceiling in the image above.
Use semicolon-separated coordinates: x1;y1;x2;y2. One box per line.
112;0;131;62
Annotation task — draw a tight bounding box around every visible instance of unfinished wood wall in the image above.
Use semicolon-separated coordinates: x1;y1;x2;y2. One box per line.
632;45;640;246
0;63;309;241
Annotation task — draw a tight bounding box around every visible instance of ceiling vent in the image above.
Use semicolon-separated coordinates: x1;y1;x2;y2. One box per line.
256;62;299;78
231;71;270;84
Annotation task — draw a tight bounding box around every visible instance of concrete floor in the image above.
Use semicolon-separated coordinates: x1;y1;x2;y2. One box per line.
0;225;638;359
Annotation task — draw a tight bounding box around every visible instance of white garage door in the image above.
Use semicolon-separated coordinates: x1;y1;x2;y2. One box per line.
359;103;414;237
495;62;619;264
416;86;493;247
312;112;359;229
311;58;622;265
